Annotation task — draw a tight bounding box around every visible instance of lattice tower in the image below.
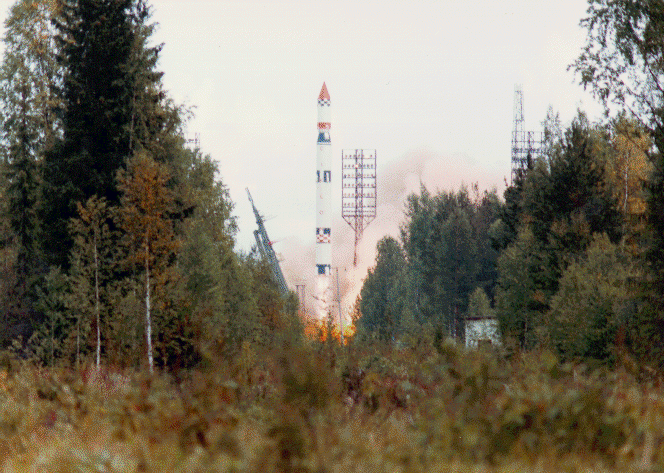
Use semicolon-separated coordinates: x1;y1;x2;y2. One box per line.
342;150;377;266
186;132;201;149
511;85;543;183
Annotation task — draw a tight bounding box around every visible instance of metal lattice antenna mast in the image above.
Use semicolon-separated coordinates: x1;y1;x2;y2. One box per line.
511;85;543;183
186;132;200;149
342;149;377;266
247;188;289;296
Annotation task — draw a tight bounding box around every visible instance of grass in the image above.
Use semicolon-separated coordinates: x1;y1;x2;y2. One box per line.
0;337;662;472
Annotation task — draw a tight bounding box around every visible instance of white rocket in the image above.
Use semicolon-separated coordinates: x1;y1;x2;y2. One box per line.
316;83;332;317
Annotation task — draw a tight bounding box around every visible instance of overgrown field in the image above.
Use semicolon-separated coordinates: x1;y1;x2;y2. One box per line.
0;339;663;472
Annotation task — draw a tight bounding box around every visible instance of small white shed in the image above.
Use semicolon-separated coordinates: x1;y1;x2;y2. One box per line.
465;316;501;349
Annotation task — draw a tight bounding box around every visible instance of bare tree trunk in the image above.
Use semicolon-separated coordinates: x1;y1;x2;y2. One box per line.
94;233;100;370
145;241;154;374
76;318;80;370
50;315;55;367
624;151;630;213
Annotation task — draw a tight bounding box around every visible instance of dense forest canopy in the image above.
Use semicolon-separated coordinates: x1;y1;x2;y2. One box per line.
0;0;299;370
1;0;664;372
357;0;664;369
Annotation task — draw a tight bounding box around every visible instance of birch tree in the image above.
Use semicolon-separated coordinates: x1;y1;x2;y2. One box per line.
68;196;114;368
117;151;178;373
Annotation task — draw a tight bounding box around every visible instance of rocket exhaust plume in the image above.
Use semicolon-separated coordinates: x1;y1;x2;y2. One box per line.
316;83;332;319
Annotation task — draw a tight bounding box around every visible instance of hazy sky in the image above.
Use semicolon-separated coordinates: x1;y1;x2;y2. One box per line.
0;1;605;301
147;1;603;252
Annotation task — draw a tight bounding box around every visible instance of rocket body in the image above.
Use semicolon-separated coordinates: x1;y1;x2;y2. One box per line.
316;83;332;317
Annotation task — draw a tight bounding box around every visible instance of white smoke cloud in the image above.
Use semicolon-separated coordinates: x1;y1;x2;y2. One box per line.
278;148;505;326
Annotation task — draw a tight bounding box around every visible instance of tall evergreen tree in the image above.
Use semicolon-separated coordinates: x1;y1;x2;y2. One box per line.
359;236;406;340
0;0;63;315
41;0;164;268
3;77;39;303
495;227;552;349
495;115;623;349
398;185;502;336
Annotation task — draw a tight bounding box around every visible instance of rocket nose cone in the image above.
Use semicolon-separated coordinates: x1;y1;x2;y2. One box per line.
319;82;330;101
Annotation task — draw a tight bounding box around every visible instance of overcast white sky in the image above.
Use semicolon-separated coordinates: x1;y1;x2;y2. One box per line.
0;1;605;298
148;1;603;253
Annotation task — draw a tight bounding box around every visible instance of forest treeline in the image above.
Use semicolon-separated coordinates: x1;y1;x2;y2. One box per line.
0;0;299;370
3;0;664;372
356;1;664;369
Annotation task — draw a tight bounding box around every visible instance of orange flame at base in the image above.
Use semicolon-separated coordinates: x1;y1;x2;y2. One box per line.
303;317;356;344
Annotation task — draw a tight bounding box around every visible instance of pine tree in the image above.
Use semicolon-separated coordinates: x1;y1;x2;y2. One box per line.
3;77;39;303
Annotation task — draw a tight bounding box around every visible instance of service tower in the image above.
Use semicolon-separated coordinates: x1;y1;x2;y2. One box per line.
316;83;332;318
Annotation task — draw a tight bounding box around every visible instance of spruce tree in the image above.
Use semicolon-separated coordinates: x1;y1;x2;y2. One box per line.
0;0;63;315
359;236;406;340
41;0;164;268
3;77;40;303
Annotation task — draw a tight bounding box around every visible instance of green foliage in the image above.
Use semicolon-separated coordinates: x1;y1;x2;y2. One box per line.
570;0;664;130
467;287;494;321
358;236;406;339
41;0;166;268
67;196;116;368
517;113;622;250
0;0;63;322
546;234;634;363
173;149;262;357
548;114;622;244
0;334;664;471
358;184;503;343
31;267;67;366
116;151;180;372
496;113;630;358
0;0;302;368
571;0;664;365
172;145;303;359
0;0;62;151
397;185;502;336
495;227;551;350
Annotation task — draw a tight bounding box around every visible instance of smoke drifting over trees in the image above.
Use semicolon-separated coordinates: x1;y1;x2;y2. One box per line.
278;148;500;326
